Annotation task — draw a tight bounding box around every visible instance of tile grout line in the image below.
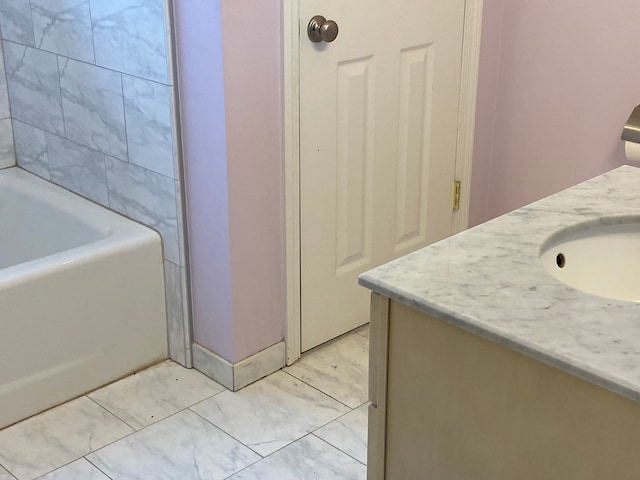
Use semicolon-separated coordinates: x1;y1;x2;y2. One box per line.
310;432;368;468
187;408;267;461
83;456;115;480
84;395;138;432
280;369;363;410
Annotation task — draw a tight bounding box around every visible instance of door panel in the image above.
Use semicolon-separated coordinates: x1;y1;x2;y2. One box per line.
300;0;466;351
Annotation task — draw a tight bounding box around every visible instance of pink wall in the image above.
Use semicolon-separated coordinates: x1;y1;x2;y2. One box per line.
470;0;640;225
173;1;235;361
221;0;285;362
173;0;284;364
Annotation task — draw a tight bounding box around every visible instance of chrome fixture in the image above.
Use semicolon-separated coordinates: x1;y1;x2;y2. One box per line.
621;104;640;144
307;15;339;43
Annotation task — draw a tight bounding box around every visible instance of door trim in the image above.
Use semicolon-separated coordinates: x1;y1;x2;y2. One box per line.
283;0;302;365
283;0;483;364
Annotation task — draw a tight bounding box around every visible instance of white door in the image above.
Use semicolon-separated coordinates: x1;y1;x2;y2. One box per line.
299;0;467;351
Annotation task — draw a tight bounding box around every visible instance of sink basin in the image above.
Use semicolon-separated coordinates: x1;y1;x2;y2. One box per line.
539;217;640;302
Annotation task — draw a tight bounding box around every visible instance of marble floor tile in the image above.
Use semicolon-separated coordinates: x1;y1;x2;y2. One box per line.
227;435;367;480
0;466;16;480
356;323;370;339
34;459;109;480
191;370;349;457
284;332;369;408
89;360;225;430
0;396;133;480
87;409;260;480
314;403;369;464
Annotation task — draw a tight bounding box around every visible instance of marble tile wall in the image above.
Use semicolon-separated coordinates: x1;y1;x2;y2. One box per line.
0;0;190;366
0;40;16;168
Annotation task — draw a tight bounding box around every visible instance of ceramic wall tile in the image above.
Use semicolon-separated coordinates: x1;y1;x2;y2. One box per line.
30;0;94;63
87;410;260;480
122;75;174;177
284;332;369;409
0;44;10;120
90;0;168;83
314;404;369;464
13;120;50;179
35;459;110;480
47;133;108;206
0;0;35;45
0;396;133;480
0;118;15;168
105;157;180;264
191;371;350;457
89;360;224;430
3;42;64;136
59;58;127;159
227;435;367;480
163;260;187;364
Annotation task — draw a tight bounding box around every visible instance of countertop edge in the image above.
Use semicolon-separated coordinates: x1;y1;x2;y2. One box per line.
358;276;640;404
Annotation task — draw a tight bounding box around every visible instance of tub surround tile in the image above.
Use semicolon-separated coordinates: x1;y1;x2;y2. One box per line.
0;45;10;119
30;0;95;63
192;342;285;392
163;260;187;365
0;396;133;480
284;333;369;409
12;121;50;179
34;459;109;480
227;435;367;480
0;467;15;480
314;404;369;465
89;360;224;431
3;42;64;136
191;370;350;457
59;58;127;160
123;75;174;178
0;0;35;46
192;343;234;391
0;118;15;169
106;157;180;264
90;0;169;84
46;133;108;206
87;409;260;480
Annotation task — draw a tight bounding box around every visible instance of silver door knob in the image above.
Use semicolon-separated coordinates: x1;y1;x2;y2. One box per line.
307;15;339;43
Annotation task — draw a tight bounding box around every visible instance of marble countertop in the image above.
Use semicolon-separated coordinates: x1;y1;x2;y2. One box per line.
359;165;640;402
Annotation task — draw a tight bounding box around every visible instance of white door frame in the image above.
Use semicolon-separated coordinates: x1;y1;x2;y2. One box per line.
283;0;484;365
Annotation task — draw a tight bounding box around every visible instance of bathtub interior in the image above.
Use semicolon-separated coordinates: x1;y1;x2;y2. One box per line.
0;186;110;269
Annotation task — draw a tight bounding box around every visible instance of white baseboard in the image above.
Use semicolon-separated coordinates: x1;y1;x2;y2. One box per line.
192;341;286;391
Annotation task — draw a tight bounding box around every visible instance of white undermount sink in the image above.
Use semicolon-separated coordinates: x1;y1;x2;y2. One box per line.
539;217;640;302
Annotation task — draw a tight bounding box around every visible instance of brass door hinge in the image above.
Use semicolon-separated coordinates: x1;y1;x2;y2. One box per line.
453;180;461;211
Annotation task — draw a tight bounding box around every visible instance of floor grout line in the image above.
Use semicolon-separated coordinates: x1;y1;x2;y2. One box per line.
279;369;366;410
1;335;370;479
310;432;368;467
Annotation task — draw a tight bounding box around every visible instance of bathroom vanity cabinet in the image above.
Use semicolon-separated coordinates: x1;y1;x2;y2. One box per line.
366;293;640;480
360;166;640;480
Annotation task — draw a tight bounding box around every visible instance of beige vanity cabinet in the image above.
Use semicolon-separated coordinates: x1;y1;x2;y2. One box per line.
367;293;640;480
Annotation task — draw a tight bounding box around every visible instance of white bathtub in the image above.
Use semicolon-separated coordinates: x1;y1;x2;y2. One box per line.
0;168;168;428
